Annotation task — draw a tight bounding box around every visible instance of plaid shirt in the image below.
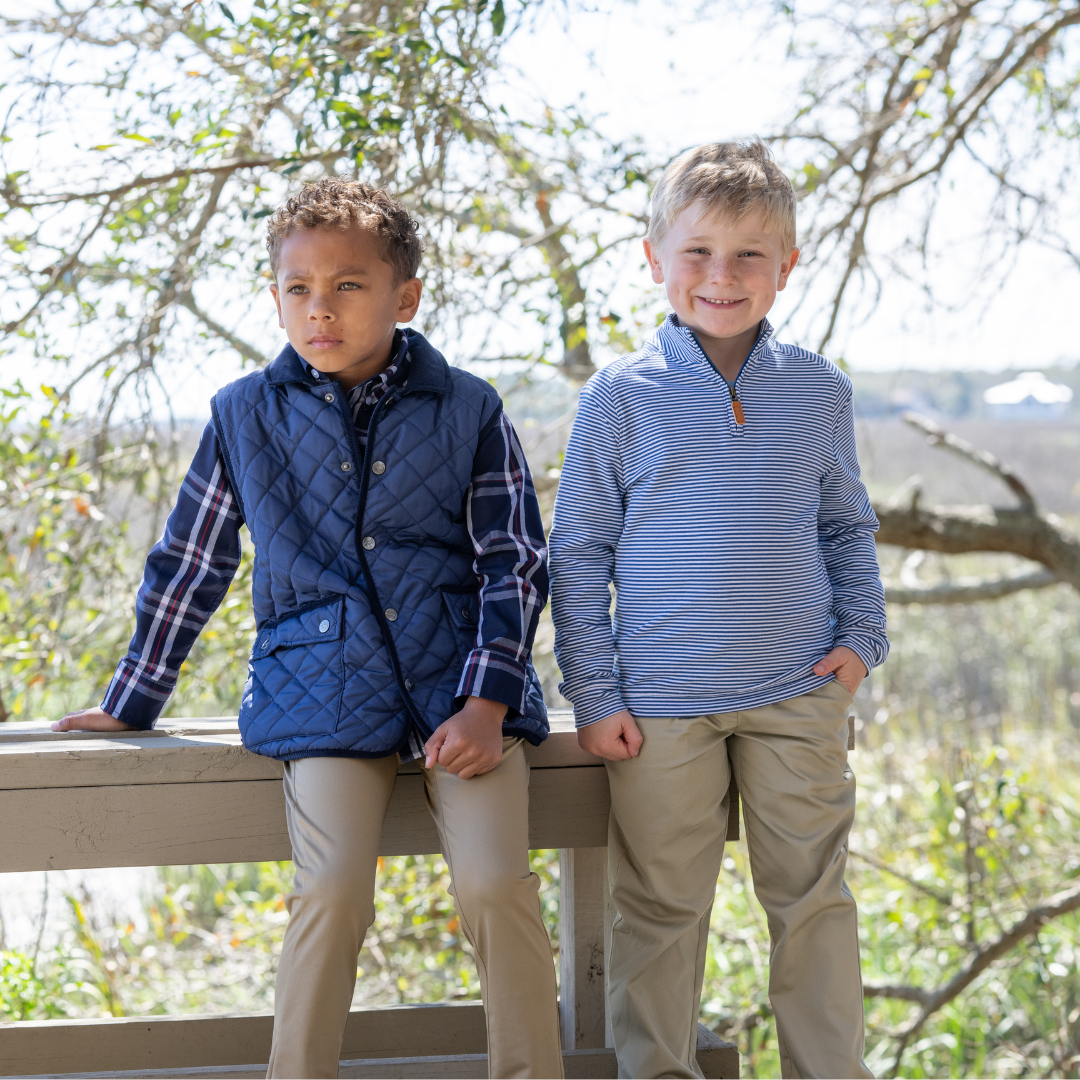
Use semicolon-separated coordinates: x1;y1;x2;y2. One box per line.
102;340;548;740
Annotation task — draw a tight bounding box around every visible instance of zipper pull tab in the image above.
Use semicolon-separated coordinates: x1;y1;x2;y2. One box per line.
730;386;746;425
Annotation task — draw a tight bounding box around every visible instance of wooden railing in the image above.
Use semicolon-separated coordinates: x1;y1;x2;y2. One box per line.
0;712;739;1079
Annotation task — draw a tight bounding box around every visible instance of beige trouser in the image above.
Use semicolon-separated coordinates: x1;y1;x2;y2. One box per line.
605;681;872;1080
266;738;563;1079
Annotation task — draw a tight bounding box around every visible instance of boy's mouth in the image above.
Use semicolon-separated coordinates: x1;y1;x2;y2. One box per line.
307;336;343;349
698;296;747;308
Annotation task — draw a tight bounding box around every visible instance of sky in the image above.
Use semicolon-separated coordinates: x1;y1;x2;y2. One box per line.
500;2;1080;373
45;0;1073;424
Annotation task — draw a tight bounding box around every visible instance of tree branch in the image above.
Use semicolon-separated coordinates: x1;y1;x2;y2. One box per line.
177;293;269;367
901;411;1037;512
864;884;1080;1077
883;568;1061;604
875;504;1080;591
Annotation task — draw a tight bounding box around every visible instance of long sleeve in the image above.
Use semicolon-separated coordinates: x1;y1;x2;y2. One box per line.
455;410;549;718
819;384;889;671
101;422;243;729
548;379;627;728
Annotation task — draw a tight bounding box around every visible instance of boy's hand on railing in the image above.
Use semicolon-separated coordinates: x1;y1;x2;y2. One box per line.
813;646;868;696
424;696;507;779
52;707;133;732
577;710;643;762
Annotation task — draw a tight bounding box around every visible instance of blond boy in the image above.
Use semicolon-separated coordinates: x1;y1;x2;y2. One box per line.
550;141;887;1079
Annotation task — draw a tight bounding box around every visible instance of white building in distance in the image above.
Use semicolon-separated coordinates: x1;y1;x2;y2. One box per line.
983;371;1073;419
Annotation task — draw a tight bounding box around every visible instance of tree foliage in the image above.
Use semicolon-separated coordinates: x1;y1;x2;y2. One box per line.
772;0;1080;354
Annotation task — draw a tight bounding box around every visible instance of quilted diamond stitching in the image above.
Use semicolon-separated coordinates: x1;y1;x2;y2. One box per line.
217;350;548;759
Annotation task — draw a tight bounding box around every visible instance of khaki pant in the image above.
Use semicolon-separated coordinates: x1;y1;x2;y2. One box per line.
605;682;872;1080
267;738;563;1079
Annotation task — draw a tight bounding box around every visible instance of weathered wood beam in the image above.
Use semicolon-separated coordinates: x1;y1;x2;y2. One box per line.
0;1002;487;1076
0;767;612;873
559;847;609;1051
0;1013;738;1078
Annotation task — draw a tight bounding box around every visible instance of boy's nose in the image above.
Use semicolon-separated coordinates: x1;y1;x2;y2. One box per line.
709;257;738;282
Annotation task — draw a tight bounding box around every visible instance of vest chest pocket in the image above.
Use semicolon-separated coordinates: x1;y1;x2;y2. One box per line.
241;598;345;748
441;589;480;668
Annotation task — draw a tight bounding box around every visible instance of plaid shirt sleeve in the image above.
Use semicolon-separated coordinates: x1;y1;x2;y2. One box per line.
101;421;243;729
455;410;549;719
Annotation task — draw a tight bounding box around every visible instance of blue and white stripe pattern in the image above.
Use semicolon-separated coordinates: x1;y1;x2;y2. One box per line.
549;315;888;728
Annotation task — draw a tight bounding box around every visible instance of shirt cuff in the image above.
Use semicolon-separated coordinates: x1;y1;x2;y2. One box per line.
833;630;889;673
456;646;529;718
558;674;627;729
100;663;173;731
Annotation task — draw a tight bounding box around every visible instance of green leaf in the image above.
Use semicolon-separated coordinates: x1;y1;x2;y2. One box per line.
122;133;154;144
218;2;236;22
491;0;505;36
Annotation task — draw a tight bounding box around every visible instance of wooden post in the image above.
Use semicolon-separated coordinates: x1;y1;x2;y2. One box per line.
558;846;609;1051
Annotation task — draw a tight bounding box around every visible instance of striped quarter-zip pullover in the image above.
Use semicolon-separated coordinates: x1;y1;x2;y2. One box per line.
549;315;888;728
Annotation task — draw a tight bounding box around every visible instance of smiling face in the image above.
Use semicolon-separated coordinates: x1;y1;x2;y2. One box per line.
644;203;799;376
269;225;422;392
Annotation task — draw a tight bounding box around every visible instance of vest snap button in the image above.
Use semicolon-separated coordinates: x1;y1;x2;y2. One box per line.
318;619;330;633
340;461;351;472
404;677;415;691
461;606;472;622
324;393;335;403
362;536;375;550
385;608;398;622
372;460;386;475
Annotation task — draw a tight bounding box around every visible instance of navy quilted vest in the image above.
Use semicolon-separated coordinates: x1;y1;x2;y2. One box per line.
210;330;548;760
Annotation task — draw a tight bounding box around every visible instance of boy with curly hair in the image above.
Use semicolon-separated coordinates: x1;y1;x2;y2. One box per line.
56;178;563;1080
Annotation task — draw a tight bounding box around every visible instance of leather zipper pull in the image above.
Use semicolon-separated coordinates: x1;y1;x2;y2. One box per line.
730;386;746;425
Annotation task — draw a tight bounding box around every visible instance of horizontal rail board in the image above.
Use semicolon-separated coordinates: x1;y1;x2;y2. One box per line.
0;714;602;790
0;1002;487;1076
7;1045;738;1080
0;1011;736;1079
0;766;611;873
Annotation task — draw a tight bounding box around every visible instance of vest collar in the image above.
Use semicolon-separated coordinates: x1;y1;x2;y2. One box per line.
263;328;452;396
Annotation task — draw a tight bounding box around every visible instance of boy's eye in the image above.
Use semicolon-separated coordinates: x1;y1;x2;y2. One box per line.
739;250;763;258
287;284;308;294
339;281;360;290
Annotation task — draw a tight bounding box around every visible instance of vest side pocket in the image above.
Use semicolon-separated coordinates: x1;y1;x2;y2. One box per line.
240;597;345;749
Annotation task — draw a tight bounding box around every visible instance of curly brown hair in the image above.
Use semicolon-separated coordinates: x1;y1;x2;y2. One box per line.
266;177;425;283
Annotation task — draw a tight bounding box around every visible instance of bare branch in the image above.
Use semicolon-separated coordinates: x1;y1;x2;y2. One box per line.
901;411;1037;512
884;568;1061;604
177;293;270;368
865;885;1080;1077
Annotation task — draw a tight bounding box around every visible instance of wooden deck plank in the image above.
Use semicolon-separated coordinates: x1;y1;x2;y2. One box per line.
0;1002;487;1076
0;764;611;873
0;714;601;791
1;1010;737;1079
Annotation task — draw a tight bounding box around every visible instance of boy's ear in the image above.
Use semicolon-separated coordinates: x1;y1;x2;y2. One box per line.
396;277;423;323
643;238;665;284
269;283;285;329
776;247;800;292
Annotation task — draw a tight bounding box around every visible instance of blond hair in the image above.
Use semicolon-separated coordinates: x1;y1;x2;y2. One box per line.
266;177;425;283
647;140;796;253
